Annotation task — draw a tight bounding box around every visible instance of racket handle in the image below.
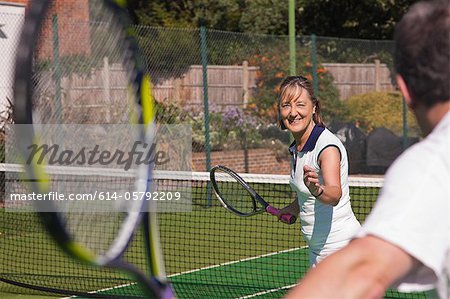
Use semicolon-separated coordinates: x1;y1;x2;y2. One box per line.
280;213;297;225
266;206;297;225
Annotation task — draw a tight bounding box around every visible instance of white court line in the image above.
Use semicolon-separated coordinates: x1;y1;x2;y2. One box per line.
169;246;305;277
61;246;307;299
237;284;297;299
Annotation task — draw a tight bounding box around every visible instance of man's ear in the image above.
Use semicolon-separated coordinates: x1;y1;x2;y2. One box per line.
396;74;414;109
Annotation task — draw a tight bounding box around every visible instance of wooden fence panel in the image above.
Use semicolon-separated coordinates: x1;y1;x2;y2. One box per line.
153;63;259;111
56;60;396;123
322;60;394;100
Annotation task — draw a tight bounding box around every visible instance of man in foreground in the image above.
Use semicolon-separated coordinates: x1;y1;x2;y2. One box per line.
284;1;449;298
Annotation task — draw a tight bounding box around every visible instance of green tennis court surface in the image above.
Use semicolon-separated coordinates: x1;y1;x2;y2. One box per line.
0;167;436;298
68;248;306;299
68;246;433;299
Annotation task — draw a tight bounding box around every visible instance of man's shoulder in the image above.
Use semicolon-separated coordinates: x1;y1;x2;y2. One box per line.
383;131;449;200
398;126;449;167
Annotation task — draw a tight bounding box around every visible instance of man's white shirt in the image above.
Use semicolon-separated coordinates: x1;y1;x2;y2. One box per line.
357;112;450;298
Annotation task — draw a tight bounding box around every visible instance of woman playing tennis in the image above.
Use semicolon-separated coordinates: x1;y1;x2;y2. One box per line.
277;76;360;267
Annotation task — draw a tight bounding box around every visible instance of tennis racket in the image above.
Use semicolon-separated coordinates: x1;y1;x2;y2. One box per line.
210;165;296;224
13;1;174;298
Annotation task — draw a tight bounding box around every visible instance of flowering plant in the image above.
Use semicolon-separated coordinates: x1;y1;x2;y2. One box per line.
247;44;343;125
221;106;262;149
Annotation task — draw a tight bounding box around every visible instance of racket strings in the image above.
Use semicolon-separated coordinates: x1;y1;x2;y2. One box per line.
48;172;132;256
214;170;257;214
27;0;146;257
32;1;137;126
88;3;141;125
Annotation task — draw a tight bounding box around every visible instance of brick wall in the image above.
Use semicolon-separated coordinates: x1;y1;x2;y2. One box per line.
3;0;90;58
193;148;291;175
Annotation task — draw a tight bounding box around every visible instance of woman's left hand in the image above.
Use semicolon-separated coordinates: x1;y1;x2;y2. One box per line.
303;165;322;197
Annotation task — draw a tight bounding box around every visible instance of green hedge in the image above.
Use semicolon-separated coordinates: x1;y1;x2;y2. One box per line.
343;91;420;136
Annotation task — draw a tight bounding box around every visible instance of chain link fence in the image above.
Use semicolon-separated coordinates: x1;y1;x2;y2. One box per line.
135;27;419;175
1;19;420;176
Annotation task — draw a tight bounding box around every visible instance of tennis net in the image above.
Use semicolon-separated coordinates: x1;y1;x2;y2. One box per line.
0;163;433;298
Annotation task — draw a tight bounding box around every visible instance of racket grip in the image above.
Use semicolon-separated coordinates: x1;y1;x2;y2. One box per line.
280;213;297;225
266;206;297;225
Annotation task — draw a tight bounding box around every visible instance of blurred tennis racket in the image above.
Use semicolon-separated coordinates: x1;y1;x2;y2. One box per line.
210;165;296;224
13;1;174;298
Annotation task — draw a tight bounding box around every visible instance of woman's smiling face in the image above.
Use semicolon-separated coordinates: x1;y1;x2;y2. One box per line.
279;85;316;135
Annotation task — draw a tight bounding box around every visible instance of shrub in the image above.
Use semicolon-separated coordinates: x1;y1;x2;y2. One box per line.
343;91;420;136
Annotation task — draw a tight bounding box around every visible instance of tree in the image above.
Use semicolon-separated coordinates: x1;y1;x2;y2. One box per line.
239;0;289;35
132;0;243;30
130;1;191;27
297;0;420;39
131;0;421;39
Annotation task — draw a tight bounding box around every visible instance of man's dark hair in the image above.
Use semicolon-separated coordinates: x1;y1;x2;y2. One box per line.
394;0;450;107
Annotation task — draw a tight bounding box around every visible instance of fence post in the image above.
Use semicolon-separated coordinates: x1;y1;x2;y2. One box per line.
200;26;211;172
289;0;296;76
242;60;249;107
65;74;72;113
103;57;111;123
200;25;213;206
52;14;62;123
311;34;319;96
374;59;381;91
174;77;181;103
288;0;296;145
